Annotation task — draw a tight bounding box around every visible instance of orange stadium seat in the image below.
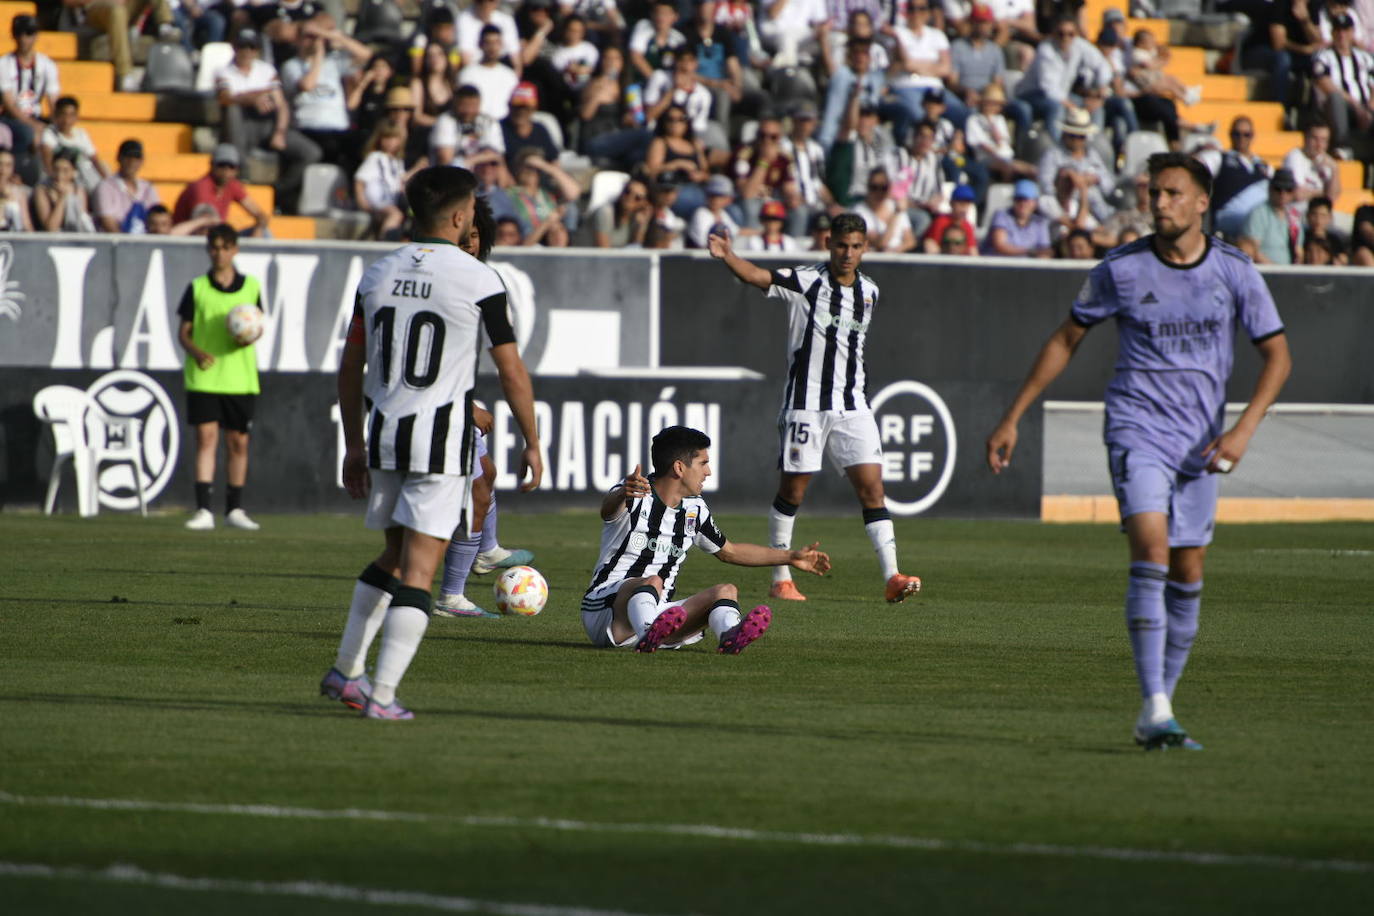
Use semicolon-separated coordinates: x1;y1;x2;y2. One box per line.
86;121;192;159
0;30;77;58
69;92;158;122
56;60;116;93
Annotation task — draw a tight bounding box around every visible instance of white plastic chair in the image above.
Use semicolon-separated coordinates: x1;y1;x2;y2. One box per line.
980;182;1015;234
33;386;147;517
587;170;631;216
195;42;233;95
531;110;565;152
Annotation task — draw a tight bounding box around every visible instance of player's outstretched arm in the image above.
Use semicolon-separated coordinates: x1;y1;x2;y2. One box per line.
336;338;370;499
716;540;831;575
490;341;544;492
1203;331;1292;473
986;317;1089;473
707;230;773;290
600;463;650;520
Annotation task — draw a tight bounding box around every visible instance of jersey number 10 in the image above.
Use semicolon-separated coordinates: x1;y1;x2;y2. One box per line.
373;306;446;389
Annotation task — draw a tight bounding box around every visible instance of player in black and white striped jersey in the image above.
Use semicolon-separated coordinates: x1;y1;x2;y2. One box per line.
709;212;923;605
582;426;830;655
321;166;542;720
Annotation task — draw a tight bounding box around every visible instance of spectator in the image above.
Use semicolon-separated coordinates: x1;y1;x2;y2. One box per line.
216;29;321;214
922;89;988;206
1063;226;1096;259
0;147;32;231
1120;28;1210;150
408;39;458;153
282;13;370;170
432;85;506;167
965;85;1035;181
757;0;828;67
1315;0;1365;47
806;209;831;249
993;0;1041;60
853;166;915;251
922;183;977;254
461;25;521;123
1304;194;1349;262
1015;15;1117;144
1039;165;1099;243
502;82;562;170
495;214;524;245
686;1;745;131
1036;107;1114;222
781;103;832;236
645;45;718;152
1312;15;1374;149
372;85;430;168
592;176;653;247
256;0;321;64
354;124;417;240
713;0;761;70
174;143;269;234
731;114;795;226
40;96;109;192
507;149;580;245
1303;232;1338;264
645;103;710;216
559;0;626;48
550;13;600;95
882;1;957;144
740;198;800;250
1240;0;1320;110
981;177;1053;257
1197;115;1272;238
458;0;523;74
515;0;559;87
629;0;688;82
473;153;520;225
689;172;744;246
818;36;885;150
346;53;398;149
93;139;160;233
407;1;458;64
938;220;973;254
820;7;889;78
1239;167;1303;264
828;101;898;207
645;178;686;248
148;201;221;235
579;47;654;170
890;118;944;238
1283;120;1342;205
60;1;169;90
33;148;95;232
1094;168;1152;249
0;14;59;185
951;4;1028;135
1350;204;1374;265
170;1;228;54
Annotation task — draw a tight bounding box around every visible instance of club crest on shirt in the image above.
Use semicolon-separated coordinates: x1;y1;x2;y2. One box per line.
777;268;793;279
685;511;698;536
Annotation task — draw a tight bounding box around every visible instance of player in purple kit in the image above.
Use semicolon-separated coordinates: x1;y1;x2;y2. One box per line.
986;152;1292;751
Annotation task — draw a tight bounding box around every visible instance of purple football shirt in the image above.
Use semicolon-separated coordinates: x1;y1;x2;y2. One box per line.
1071;237;1285;476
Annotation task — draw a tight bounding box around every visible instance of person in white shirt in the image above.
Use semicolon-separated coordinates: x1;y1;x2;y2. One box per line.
431;85;506;167
280;13;371;168
881;2;964;144
853;166;916;252
40;95;109;192
1015;15;1121;144
459;25;521;122
457;0;523;75
1282;120;1342;206
354;123;421;240
964;84;1035;181
1312;14;1374;146
550;13;600;92
645;46;716;139
628;0;688;81
758;0;828;66
739;198;801;250
0;14;59;184
688;173;745;247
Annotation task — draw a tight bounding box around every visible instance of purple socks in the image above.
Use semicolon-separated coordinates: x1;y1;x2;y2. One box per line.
1164;580;1202;698
441;535;482;597
1125;562;1168;698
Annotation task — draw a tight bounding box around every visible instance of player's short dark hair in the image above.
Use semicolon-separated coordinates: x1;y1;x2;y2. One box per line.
407;166;478;233
831;212;867;239
207;223;238;247
1147;151;1212;197
1309;195;1333;213
54;95;78;113
651;426;710;476
472;194;495;261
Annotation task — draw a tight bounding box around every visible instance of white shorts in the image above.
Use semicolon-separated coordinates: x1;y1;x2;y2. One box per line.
580;578;704;650
777;408;884;474
364;469;473;540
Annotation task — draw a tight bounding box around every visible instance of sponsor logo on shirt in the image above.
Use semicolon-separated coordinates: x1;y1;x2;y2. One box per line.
815;311;870;332
629;531;687;558
1140;291;1159;305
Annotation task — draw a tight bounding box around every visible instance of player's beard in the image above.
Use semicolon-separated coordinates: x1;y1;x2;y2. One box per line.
1153;215;1186;242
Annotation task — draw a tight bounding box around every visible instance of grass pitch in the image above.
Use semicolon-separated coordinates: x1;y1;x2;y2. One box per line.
2;511;1372;915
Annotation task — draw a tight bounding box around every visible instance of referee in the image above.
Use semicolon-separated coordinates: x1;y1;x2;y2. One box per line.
176;223;263;531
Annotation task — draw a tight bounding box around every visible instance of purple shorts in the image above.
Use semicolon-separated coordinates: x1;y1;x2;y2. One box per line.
1108;446;1218;548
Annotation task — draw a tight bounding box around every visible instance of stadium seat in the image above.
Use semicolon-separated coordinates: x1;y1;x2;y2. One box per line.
195;42;233;94
531;110;564;153
297;162;348;217
33;385;146;517
980;182;1013;234
587;170;631;216
354;0;405;44
1122;130;1168;179
144;41;195;93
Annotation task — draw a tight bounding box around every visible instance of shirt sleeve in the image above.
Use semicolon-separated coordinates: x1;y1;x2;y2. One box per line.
1235;261;1285;343
766;265;810;299
177;283;196;322
692;505;727;553
1069;261;1120;327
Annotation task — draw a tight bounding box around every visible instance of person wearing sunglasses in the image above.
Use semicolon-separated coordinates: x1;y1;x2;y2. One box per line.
1195;115;1272;239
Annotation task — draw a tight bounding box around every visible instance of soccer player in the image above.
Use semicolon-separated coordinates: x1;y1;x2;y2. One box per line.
321;167;542;719
986;152;1292;751
583;425;831;654
436;195;534;619
707;213;923;604
177;224;264;532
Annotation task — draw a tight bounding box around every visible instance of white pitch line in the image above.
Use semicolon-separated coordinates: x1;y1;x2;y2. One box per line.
2;791;1371;875
0;862;675;916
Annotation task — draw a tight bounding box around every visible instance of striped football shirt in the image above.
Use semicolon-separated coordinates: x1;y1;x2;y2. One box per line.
767;263;877;412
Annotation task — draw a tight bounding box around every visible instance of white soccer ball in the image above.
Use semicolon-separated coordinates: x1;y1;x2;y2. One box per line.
494;566;548;617
226;304;264;346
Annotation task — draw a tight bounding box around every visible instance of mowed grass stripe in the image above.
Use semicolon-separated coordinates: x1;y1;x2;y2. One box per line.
2;792;1372;874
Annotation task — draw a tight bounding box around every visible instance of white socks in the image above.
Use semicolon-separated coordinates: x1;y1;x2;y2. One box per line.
769;500;798;583
371;602;429;707
627;587;661;637
708;603;742;637
1139;691;1175;728
334;574;394;679
864;517;898;580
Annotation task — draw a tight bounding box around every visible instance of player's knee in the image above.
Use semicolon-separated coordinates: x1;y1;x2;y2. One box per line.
715;583;738;602
642;575;665;592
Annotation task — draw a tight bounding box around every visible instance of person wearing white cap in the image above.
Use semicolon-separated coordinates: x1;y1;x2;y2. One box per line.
172;142;269;235
1036;107;1115;222
688;173;746;248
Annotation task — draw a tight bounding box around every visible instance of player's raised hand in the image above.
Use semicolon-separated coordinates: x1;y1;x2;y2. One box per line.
790;541;831;576
518;444;543;492
623;463;650;499
341;446;370;499
707;230;733;259
986;420;1017;473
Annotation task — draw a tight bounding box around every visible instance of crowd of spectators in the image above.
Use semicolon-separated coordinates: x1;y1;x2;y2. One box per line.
0;1;1371;263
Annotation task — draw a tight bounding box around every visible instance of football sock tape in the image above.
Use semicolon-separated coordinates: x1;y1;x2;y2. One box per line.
772;496;799;517
862;506;891;524
392;586;432;617
359;562;399;595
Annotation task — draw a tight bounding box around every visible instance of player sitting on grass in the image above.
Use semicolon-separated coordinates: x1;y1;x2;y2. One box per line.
582;425;831;654
436;195;534;619
708;213;922;605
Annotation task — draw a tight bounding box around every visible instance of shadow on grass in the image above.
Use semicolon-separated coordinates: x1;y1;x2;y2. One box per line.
88;568;356;584
0;597;338;613
1;692;1135;753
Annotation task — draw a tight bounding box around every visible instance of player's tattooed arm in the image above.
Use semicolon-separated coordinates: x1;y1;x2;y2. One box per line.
707;231;773;290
